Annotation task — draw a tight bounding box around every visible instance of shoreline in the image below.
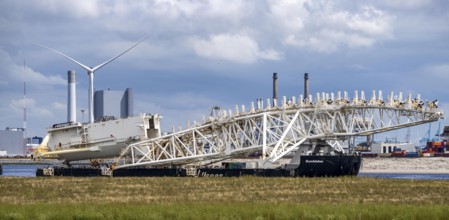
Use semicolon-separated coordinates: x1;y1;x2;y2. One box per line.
360;157;449;174
359;169;449;174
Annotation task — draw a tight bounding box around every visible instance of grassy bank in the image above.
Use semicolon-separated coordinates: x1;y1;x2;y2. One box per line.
1;203;447;220
1;176;449;219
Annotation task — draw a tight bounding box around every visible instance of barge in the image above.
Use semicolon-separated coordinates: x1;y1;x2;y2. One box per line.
36;154;361;177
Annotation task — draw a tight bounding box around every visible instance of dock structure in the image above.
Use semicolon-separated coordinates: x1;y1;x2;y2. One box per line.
113;90;442;170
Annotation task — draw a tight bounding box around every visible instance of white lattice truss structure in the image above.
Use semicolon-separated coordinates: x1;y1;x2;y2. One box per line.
114;91;443;169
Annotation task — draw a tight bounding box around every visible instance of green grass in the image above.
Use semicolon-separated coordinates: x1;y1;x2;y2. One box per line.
1;176;449;219
1;203;448;220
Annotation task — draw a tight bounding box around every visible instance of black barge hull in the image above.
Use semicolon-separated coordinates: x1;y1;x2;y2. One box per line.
37;154;362;177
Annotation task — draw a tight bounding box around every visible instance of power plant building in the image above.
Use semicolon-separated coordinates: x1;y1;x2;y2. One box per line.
0;128;25;155
94;88;133;121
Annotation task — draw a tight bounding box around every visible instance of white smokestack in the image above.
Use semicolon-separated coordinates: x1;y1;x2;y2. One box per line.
67;70;76;123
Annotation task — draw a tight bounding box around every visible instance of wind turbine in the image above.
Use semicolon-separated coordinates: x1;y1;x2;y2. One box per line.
37;38;146;124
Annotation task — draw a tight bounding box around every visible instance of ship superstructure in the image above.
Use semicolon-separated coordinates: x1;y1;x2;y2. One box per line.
35;114;161;162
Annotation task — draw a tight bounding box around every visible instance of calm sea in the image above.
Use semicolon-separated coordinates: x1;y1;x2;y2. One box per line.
1;164;49;177
1;164;449;180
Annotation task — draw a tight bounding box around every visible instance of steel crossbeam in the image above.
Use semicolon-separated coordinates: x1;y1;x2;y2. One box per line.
114;91;443;169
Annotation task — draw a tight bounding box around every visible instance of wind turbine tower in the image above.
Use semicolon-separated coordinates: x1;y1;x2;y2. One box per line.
37;39;146;124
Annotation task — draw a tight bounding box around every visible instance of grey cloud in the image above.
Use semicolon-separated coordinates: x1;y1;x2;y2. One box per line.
0;49;65;87
0;0;448;137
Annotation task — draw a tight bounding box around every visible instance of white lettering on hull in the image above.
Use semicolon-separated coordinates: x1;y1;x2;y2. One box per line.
305;160;324;163
196;170;224;177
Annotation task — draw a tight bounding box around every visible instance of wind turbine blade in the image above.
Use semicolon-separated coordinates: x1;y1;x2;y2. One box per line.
35;43;92;71
92;37;148;72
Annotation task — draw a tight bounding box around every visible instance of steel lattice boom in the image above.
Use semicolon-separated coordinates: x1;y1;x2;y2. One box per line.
114;90;443;169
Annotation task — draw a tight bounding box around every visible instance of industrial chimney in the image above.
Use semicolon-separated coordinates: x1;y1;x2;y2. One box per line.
273;72;278;104
67;70;76;123
304;73;309;100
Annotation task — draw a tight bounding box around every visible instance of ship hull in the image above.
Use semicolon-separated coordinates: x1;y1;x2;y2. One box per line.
37;114;162;162
296;154;362;177
37;154;362;177
50;144;125;162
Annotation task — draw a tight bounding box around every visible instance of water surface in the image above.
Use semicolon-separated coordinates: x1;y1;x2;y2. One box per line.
1;164;49;177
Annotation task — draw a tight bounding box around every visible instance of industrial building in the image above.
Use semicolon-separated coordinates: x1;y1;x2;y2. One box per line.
26;136;43;155
371;141;415;154
94;88;133;121
0;127;25;155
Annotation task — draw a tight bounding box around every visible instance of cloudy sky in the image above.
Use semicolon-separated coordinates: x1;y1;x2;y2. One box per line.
1;0;448;143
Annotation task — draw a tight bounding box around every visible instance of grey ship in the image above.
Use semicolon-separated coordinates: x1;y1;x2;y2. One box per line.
35;114;162;162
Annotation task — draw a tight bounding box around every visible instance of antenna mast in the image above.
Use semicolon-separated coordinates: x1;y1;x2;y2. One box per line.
23;60;27;155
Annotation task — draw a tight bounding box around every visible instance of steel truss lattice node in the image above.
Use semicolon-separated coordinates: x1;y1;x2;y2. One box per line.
114;90;443;169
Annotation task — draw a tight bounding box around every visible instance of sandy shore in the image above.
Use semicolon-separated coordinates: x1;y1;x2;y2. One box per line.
361;157;449;174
